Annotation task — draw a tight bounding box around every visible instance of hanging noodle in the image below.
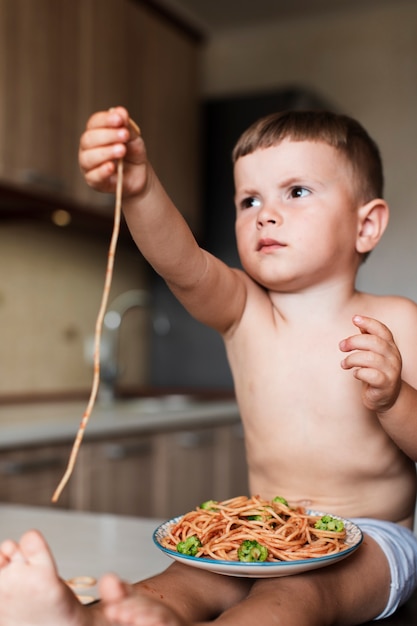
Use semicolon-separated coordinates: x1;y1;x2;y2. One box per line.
52;117;140;503
162;496;349;562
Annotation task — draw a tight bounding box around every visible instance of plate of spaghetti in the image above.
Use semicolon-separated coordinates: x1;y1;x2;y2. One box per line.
153;495;363;578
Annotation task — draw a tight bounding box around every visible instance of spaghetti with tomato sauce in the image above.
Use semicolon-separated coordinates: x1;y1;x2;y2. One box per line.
162;495;348;562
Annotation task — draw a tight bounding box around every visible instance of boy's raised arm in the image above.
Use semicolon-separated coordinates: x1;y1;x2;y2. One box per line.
79;107;246;334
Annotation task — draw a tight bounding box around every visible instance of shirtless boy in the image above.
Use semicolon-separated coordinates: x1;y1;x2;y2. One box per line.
1;109;417;626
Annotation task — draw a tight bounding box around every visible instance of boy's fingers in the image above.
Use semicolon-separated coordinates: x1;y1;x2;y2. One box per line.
352;315;394;341
340;332;387;356
85;107;129;131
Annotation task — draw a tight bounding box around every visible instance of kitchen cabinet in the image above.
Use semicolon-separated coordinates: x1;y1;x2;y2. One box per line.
73;434;156;517
0;443;74;509
0;419;248;519
73;421;249;519
158;421;248;517
124;2;201;233
0;0;81;198
152;425;229;518
0;0;201;232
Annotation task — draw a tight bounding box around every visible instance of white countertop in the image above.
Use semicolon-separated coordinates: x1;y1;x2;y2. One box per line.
0;504;171;602
0;398;240;448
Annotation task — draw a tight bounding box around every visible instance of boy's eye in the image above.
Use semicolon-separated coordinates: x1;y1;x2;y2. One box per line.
290;186;310;198
241;196;261;209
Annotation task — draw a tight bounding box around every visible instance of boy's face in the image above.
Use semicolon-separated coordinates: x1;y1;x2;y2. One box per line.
233;139;362;292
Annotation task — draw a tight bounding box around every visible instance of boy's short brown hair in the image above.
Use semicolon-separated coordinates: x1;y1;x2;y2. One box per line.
232;110;384;204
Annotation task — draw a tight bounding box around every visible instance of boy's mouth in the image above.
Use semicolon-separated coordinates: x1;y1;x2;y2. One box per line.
257;238;286;252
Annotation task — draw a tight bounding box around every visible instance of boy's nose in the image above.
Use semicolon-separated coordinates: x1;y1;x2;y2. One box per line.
257;204;282;228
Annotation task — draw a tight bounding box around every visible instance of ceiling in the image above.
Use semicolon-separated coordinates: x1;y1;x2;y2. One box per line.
151;0;385;34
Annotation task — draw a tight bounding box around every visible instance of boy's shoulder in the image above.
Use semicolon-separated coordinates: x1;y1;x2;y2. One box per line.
360;291;417;328
361;291;417;309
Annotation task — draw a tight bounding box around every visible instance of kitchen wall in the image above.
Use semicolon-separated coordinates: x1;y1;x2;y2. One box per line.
0;220;151;397
201;0;417;301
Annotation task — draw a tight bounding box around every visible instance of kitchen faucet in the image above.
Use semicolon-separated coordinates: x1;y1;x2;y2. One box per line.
96;289;150;403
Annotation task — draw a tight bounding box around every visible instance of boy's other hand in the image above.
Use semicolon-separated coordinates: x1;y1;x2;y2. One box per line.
339;315;402;413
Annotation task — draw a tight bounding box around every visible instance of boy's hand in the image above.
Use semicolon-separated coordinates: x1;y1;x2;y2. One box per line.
339;315;402;413
78;106;147;198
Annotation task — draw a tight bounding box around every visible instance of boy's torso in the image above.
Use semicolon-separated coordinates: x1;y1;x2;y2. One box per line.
224;286;417;528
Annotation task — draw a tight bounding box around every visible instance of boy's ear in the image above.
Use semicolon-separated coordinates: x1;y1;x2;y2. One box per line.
356;198;389;254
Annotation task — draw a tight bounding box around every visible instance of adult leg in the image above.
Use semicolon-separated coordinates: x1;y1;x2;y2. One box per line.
207;534;390;626
104;562;252;623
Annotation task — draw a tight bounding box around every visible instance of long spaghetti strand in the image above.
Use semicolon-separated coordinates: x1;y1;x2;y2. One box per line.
52;117;140;503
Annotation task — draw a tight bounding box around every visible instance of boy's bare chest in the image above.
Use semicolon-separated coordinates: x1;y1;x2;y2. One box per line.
227;322;370;444
230;324;353;404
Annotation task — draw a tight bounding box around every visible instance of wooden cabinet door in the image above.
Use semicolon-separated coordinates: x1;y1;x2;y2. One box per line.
209;422;249;502
71;0;131;210
125;1;201;233
152;422;249;519
72;435;155;517
152;427;219;519
0;444;73;508
0;0;127;204
0;0;81;196
226;422;249;498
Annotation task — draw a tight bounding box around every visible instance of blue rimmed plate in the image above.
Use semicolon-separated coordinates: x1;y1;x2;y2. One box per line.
153;510;363;578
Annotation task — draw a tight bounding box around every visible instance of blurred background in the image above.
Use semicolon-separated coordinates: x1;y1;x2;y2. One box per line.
0;0;416;399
